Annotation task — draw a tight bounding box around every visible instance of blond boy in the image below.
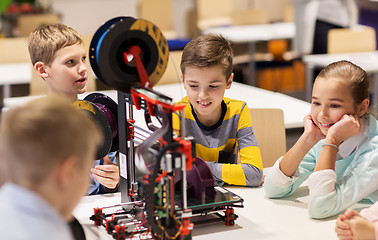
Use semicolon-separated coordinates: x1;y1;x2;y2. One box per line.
28;23;119;194
0;95;101;239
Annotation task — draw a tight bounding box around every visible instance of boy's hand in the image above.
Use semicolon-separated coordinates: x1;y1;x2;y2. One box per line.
260;175;265;186
327;114;362;145
303;114;325;143
91;155;120;190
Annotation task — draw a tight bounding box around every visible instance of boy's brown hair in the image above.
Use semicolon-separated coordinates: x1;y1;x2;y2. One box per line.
0;95;101;186
180;34;233;80
28;23;83;66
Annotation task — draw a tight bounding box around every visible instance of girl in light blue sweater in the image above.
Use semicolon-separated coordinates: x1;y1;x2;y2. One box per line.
264;60;378;219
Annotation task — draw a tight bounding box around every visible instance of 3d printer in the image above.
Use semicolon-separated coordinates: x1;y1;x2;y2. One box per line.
86;16;244;240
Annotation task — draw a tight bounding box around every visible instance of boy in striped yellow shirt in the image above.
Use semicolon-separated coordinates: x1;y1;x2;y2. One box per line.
173;34;263;187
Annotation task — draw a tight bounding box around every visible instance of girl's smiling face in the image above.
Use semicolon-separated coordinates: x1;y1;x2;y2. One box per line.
310;77;358;135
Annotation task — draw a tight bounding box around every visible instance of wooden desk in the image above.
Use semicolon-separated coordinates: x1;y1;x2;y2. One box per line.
202;22;296;86
3;82;310;129
74;171;370;240
0;62;31;99
302;51;378;108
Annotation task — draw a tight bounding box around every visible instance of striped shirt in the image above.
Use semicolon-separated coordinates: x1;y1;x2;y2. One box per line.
173;97;263;186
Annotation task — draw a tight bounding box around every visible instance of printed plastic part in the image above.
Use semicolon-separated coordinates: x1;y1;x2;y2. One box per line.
73;92;119;159
175;157;216;202
84;93;119;152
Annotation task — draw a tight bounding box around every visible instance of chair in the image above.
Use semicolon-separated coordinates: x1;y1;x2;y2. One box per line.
29;71;47;96
0;37;32;100
231;9;268;26
249;108;286;168
327;26;376;54
253;0;293;22
30;35;97;96
138;0;177;38
0;37;29;63
17;13;60;37
156;51;182;85
195;0;233;31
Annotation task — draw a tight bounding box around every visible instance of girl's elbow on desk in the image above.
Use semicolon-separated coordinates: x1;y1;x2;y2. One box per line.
263;178;293;199
264;191;287;199
308;196;340;219
308;206;338;220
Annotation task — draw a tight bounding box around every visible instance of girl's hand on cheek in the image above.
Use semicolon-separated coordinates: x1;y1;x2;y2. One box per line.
327;114;362;145
303;114;325;143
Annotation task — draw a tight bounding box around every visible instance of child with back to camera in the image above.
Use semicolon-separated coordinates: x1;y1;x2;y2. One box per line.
27;23;119;194
172;34;263;187
0;95;101;239
264;60;378;219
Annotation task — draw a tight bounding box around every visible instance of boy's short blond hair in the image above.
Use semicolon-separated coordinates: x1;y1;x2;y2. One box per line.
180;34;233;80
0;95;101;185
28;23;83;65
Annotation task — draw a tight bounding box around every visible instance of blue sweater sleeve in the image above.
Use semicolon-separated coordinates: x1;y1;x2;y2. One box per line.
307;142;378;219
265;116;378;219
88;151;118;195
264;147;317;198
265;137;378;219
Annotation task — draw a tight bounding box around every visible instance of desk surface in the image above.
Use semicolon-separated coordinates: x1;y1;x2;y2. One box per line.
3;82;310;129
302;51;378;104
303;51;378;72
0;62;31;85
202;22;295;43
73;183;346;240
75;166;373;240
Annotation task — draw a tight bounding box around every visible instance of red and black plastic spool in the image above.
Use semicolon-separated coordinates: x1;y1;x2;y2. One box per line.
89;16;169;92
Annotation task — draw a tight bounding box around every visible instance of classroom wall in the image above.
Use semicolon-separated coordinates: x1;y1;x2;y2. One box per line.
51;0;139;36
51;0;193;37
50;0;292;38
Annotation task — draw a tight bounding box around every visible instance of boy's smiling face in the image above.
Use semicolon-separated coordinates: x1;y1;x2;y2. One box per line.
183;65;233;126
42;43;87;101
